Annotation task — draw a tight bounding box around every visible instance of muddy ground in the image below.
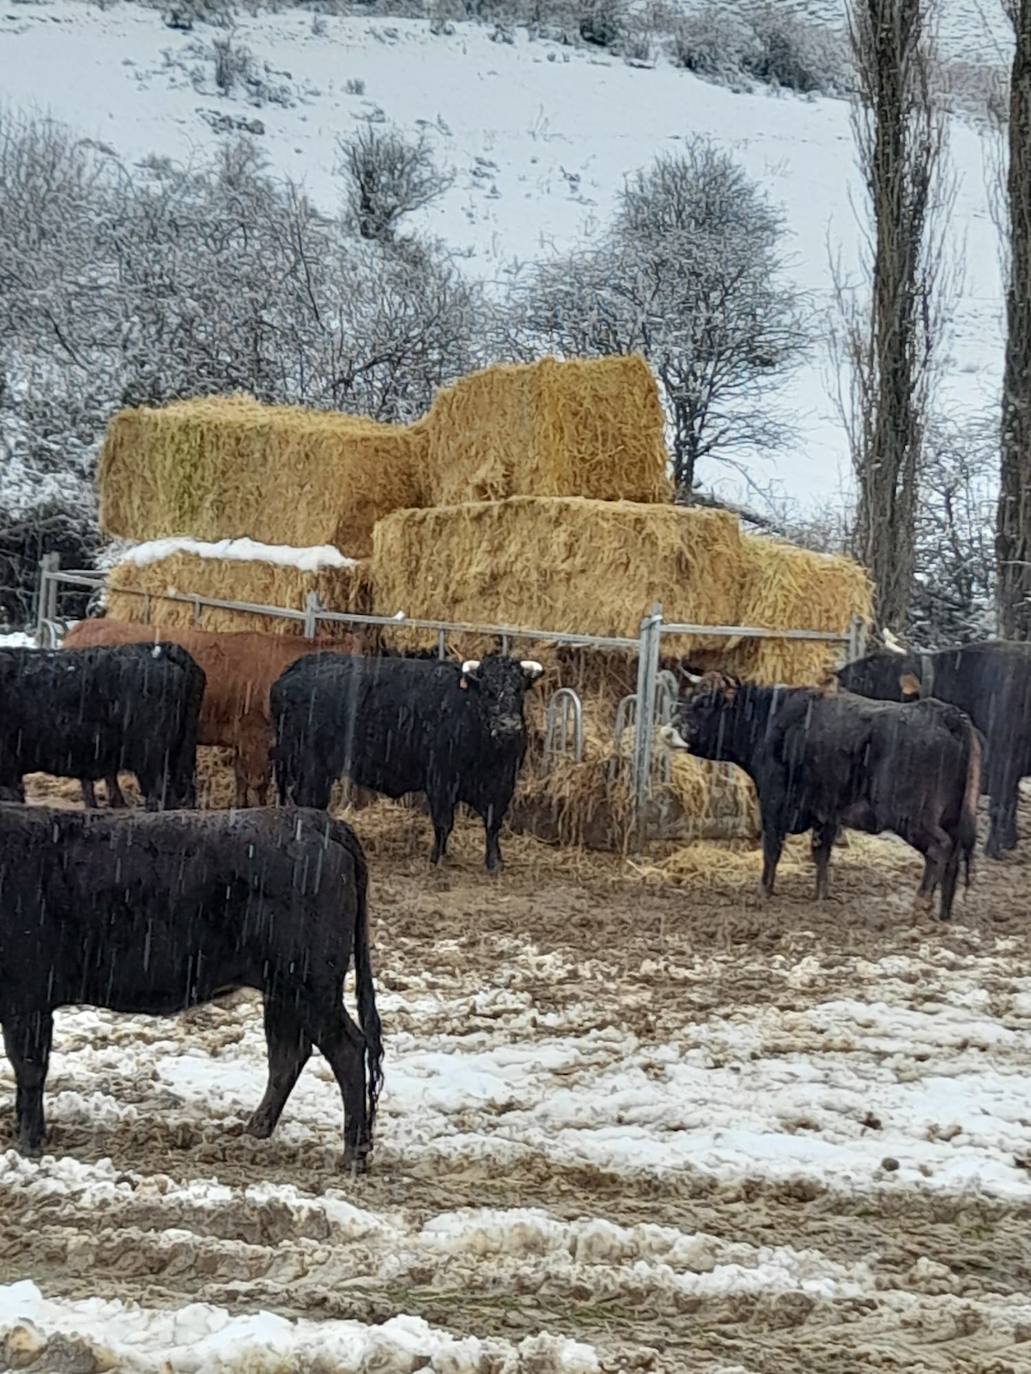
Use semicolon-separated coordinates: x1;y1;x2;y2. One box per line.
1;773;1030;1372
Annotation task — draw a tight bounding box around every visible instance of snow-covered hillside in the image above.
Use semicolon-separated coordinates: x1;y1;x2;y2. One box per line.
0;1;1009;509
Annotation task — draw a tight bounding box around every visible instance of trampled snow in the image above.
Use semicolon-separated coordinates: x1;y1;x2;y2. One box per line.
0;2;1008;509
0;1280;601;1373
118;536;357;571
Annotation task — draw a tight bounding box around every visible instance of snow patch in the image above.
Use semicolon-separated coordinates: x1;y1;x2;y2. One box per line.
118;537;357;572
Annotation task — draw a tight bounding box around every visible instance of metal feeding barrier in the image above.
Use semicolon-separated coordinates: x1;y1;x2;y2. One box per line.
34;555;868;842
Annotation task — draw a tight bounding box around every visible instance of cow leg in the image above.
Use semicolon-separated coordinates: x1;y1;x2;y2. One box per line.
908;825;952;915
106;774;127;809
985;758;1020;858
3;1009;53;1156
300;1003;369;1170
760;825;785;898
939;842;963;922
483;800;507;873
245;999;312;1139
811;822;837;901
428;795;456;866
81;780;99;810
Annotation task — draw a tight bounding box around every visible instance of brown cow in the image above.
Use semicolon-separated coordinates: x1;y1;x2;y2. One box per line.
62;620;365;807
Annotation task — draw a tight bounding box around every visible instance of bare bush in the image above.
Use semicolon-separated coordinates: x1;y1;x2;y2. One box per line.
744;4;849;95
668;6;757;84
910;413;996;645
212;33;255;93
338;123;451;241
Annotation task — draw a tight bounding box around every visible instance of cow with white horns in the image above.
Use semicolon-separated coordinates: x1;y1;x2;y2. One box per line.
271;651;544;870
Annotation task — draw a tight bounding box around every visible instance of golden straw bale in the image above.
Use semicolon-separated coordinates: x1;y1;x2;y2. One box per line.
98;395;424;556
422;355;672;505
105;539;372;639
726;536;873;685
371;497;744;658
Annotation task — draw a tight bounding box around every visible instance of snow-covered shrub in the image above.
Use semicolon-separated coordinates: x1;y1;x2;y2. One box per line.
338;123;452;241
577;0;626;50
0;500;102;630
742;4;849;96
212;33;256;93
668;6;757;86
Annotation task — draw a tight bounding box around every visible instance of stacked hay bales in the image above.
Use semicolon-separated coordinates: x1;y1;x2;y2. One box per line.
106;538;371;638
371;497;745;659
728;536;874;685
419;355;672;506
99;395;424;557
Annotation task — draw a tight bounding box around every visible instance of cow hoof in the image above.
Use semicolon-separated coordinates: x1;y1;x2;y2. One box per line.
243;1113;275;1140
343;1146;370;1176
912;894;935;917
16;1137;43;1159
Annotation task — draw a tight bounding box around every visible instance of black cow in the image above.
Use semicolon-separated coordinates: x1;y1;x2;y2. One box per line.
837;640;1031;859
0;804;383;1168
66;640;206;810
664;673;981;919
271;652;544;870
0;643;203;810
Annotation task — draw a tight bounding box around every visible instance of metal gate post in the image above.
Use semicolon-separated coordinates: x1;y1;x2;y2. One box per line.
35;552;60;643
304;592;320;640
847;613;866;663
632;604;663;841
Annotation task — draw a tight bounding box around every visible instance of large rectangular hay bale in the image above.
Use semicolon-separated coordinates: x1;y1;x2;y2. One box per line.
105;538;371;638
99;395;424;557
371;497;744;657
727;536;873;685
421;355;672;505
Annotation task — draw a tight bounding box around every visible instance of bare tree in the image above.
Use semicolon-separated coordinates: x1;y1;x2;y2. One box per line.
838;0;954;631
502;142;810;496
338;124;452;243
996;0;1031;637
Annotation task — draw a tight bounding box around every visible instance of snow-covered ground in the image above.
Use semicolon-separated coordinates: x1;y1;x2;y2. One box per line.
0;1;1008;510
2;805;1031;1372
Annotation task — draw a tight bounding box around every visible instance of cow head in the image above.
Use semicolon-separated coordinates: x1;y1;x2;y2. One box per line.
836;645;922;702
662;671;740;761
460;654;544;742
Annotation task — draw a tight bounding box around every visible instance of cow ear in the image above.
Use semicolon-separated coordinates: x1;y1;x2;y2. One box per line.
899;671;922;699
520;659;544;685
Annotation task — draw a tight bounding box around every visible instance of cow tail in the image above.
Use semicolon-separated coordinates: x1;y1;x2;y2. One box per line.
961;721;982;888
350;834;384;1143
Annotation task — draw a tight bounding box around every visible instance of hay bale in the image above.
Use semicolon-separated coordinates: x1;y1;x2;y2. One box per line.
98;395;424;556
511;707;758;852
372;497;744;657
105;537;371;638
727;536;873;685
421;355;672;506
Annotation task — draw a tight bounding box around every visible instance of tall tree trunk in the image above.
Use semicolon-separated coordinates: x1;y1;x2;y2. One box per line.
847;1;946;631
997;1;1031;638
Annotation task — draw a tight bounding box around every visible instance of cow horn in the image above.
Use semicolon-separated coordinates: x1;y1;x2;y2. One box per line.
684;671;703;684
461;659;481;677
520;659;544;680
882;628;906;655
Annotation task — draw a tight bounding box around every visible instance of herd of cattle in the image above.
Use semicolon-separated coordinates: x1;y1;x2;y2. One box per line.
0;614;1027;1166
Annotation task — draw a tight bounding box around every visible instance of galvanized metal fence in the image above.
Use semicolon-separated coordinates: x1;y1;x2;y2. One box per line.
34;553;867;840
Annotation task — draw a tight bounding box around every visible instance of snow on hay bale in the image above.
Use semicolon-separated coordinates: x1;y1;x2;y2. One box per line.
417;354;673;506
371;497;745;659
105;537;371;637
98;395;423;557
727;536;874;685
